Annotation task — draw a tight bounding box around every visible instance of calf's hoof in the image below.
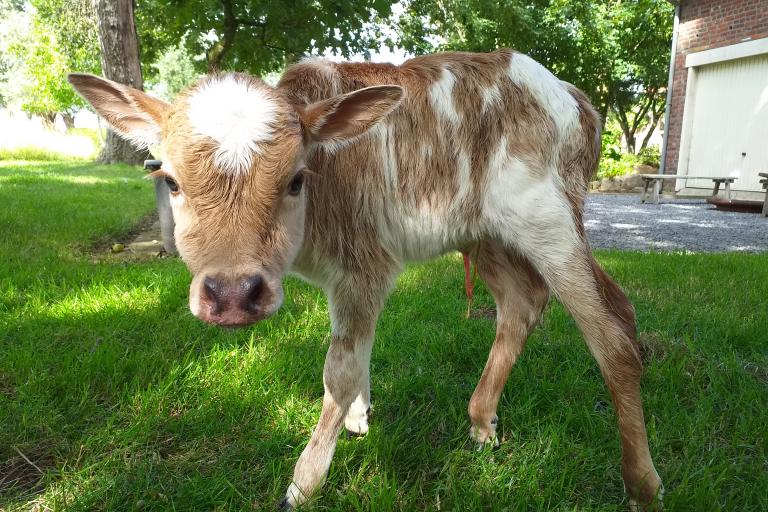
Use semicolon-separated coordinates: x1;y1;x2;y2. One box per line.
344;406;370;437
277;496;293;511
469;415;500;450
627;470;664;511
629;496;663;512
346;428;366;439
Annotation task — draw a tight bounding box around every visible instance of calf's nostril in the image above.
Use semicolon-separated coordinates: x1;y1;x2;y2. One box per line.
202;276;224;312
242;275;264;312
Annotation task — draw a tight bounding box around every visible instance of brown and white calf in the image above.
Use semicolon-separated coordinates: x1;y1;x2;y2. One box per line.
69;49;662;509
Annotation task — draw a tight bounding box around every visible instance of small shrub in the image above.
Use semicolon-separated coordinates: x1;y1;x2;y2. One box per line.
597;153;638;180
637;145;661;167
601;130;622;163
596;117;624;180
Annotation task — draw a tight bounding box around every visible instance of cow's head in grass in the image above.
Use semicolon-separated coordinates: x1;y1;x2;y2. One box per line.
69;73;401;327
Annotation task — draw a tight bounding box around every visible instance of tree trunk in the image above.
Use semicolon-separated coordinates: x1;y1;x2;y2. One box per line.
639;101;665;151
206;0;237;72
597;102;609;131
95;0;147;165
61;113;75;131
625;133;636;154
40;112;57;128
613;107;636;154
639;118;656;152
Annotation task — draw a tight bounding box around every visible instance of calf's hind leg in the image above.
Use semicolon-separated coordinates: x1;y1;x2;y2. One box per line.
586;258;663;510
525;240;663;509
468;243;549;447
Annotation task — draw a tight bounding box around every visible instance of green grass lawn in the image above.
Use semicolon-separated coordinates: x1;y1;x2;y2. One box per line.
1;161;766;511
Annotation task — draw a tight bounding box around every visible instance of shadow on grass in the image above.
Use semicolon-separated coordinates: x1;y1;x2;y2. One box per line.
3;232;383;492
3;159;766;508
3;251;768;510
0;256;538;509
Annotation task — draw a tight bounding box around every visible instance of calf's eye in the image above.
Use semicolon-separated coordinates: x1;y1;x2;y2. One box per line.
288;171;304;196
164;176;179;193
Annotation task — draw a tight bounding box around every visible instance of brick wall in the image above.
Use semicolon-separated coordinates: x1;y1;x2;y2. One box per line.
663;0;768;174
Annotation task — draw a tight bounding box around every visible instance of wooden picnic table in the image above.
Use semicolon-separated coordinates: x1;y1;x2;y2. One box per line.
638;174;737;205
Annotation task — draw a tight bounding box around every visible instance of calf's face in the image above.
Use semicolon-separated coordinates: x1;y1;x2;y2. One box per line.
69;73;401;327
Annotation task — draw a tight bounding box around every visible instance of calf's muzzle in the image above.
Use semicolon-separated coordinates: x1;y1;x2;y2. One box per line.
197;274;267;327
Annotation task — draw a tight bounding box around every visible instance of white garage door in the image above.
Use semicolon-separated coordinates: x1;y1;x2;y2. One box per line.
684;53;768;193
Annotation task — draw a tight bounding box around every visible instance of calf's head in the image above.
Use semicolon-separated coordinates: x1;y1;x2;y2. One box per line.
69;73;401;327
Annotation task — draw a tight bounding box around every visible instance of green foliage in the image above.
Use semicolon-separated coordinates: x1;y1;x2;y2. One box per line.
637;145;661;167
601;120;623;163
14;25;83;117
598;152;638;180
6;0;100;117
398;0;673;122
599;119;659;179
0;0;27;107
148;44;201;101
31;0;100;74
137;0;399;75
1;161;767;510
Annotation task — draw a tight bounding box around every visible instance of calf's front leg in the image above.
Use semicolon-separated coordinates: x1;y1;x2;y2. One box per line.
280;277;389;509
344;373;371;436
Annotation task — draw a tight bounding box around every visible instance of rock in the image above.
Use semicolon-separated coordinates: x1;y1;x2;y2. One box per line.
111;243;125;253
633;163;658;175
589;180;601;190
619;173;644;191
600;178;620;192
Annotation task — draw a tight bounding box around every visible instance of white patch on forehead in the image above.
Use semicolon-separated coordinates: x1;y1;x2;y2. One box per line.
187;74;278;176
429;67;460;124
507;53;578;139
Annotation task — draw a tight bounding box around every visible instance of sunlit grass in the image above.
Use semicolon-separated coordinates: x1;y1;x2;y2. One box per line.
0;148;89;162
1;161;766;511
0;117;102;160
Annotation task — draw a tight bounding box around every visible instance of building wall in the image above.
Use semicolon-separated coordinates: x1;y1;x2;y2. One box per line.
663;0;768;175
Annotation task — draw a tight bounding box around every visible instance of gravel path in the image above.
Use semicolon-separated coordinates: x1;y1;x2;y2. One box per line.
584;193;768;253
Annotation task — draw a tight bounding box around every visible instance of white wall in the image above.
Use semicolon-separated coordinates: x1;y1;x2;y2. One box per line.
677;40;768;198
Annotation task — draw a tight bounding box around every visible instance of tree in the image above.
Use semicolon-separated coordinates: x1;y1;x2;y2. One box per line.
0;0;28;108
398;0;611;115
95;0;147;164
137;0;398;75
16;24;81;127
398;0;673;151
148;44;200;101
607;1;672;153
3;0;100;125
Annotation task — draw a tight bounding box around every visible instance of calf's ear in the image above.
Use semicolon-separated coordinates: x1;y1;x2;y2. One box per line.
299;85;403;148
67;73;170;149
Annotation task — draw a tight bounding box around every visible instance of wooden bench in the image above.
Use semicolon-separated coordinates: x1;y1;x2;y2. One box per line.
760;172;768;217
638;174;737;205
